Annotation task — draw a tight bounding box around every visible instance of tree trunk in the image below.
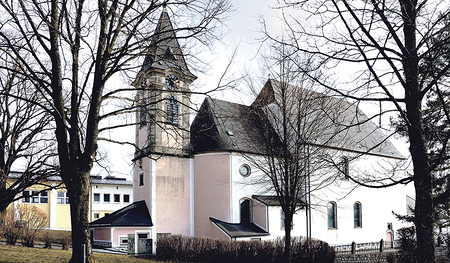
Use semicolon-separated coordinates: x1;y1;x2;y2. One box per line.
283;210;293;263
401;0;435;261
64;169;93;263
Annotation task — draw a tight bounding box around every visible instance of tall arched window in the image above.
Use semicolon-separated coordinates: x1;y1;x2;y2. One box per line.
354;202;362;228
328;202;337;229
166;96;178;125
240;199;252;223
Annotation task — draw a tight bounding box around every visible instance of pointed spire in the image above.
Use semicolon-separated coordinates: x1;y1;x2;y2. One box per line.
141;6;196;79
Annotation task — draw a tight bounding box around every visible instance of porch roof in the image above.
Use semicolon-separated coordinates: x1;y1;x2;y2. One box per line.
210;217;269;239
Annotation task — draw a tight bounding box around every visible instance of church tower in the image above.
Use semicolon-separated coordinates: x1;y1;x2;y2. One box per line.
133;6;196;240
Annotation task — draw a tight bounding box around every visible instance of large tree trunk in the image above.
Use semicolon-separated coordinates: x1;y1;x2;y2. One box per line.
283;210;293;263
64;169;93;262
401;0;435;261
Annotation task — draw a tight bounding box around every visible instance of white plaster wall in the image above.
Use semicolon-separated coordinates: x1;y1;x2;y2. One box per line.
91;184;133;212
228;150;413;246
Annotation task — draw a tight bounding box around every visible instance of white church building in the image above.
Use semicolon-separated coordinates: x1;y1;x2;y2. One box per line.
128;6;412;251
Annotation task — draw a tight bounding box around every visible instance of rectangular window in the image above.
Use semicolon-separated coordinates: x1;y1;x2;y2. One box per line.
139;172;144;187
57;191;69;204
123;194;130;203
104;194;110;203
93;193;100;202
94;213;99;219
119;237;128;246
114;194;120;203
105;213;110;217
22;190;48;204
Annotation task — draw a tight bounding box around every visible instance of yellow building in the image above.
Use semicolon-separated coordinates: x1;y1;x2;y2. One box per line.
9;175;133;230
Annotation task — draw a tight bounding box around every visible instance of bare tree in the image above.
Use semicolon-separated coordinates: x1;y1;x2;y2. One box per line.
0;1;232;261
238;43;397;262
0;57;57;212
261;0;450;262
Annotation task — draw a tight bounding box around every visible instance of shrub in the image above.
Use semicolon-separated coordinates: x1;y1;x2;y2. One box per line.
0;204;48;247
156;235;335;263
18;205;48;247
1;207;22;245
61;234;71;250
43;231;53;249
397;226;416;263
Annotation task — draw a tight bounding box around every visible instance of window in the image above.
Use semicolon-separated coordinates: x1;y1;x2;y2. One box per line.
328;202;337;229
139;172;145;187
104;194;110;203
124;194;130;203
119;236;128;246
239;164;251;177
340;156;349;179
57;191;69;204
94;213;100;219
105;213;110;217
94;193;100;202
240;199;252;223
140;98;147;128
114;194;120;203
166;96;179;125
22;190;48;204
281;210;293;230
138;233;148;239
354;202;362;228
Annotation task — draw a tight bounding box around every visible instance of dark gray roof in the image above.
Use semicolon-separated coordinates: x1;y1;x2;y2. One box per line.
141;8;196;79
89;201;153;228
191;79;403;159
252;195;306;207
191;97;268;154
210;217;269;238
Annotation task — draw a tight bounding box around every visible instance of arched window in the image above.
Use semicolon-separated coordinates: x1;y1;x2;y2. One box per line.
354;202;362;228
328;202;337;229
166;96;179;125
240;199;252;223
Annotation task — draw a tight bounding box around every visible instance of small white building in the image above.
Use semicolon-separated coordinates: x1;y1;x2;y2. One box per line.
90;176;133;222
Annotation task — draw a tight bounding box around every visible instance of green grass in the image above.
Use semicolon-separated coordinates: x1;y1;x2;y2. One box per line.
0;244;169;263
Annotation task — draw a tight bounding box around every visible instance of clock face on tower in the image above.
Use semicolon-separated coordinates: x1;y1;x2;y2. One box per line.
165;74;179;90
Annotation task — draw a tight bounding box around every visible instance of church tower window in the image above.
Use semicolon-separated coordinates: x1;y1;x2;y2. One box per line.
140;98;147;128
166;96;179;125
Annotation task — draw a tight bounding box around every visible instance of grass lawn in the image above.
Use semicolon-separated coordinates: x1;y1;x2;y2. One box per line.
0;244;169;263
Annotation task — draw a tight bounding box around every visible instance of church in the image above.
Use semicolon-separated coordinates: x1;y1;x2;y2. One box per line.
121;7;412;252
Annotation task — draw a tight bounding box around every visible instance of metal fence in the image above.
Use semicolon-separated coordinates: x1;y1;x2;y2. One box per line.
333;240;400;255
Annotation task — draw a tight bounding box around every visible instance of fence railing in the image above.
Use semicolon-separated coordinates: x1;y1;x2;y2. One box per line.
332;240;399;255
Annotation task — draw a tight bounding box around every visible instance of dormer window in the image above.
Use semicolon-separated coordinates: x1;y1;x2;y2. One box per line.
165;47;175;60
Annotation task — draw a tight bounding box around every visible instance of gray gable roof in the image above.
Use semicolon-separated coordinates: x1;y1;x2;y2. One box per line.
190;97;269;154
210;217;269;238
191;79;403;159
89;201;153;228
